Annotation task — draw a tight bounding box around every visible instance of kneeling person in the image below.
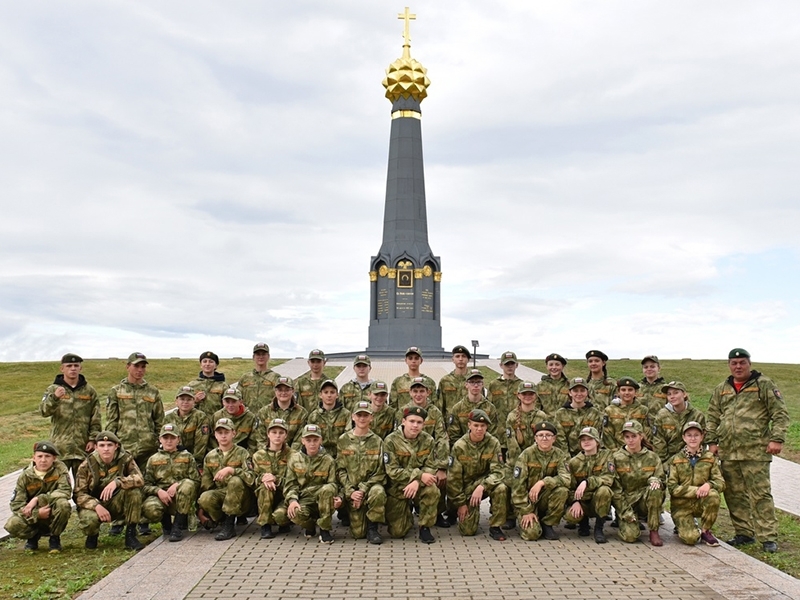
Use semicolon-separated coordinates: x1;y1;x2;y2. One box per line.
253;418;299;539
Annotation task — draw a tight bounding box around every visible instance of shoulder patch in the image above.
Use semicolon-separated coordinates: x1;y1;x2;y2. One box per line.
383;452;389;464
505;427;512;439
773;388;783;400
201;424;210;435
607;462;615;473
448;455;454;468
513;466;521;479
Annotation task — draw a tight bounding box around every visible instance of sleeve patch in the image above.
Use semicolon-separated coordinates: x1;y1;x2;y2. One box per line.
383;452;389;464
447;415;454;426
201;425;210;435
513;466;521;479
505;428;512;439
607;462;615;473
773;388;783;400
448;455;454;468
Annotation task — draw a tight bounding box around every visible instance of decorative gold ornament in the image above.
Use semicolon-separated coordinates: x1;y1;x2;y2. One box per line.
369;271;378;282
378;265;389;277
391;110;421;120
414;268;423;279
397;259;413;269
388;268;397;278
422;265;432;277
382;7;430;103
433;271;442;282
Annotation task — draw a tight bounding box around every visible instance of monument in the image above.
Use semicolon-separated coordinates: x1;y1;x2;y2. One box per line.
365;8;445;357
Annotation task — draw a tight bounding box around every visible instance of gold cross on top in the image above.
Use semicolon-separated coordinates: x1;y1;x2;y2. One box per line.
398;7;416;46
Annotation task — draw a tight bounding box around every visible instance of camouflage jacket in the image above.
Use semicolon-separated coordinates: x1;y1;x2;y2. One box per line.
638;376;667;418
447;433;505;506
567;449;619;498
255;399;308;450
283;449;337;503
236;368;281;414
336;430;385;498
706;371;790;462
307;403;352;458
667;448;726;499
143;449;200;496
201;445;255;491
39;374;101;462
505;407;548;464
252;445;298;490
294;373;328;414
602;400;649;451
536;374;570;417
391;373;436;409
210;407;258;455
339;379;373;412
164;407;211;464
511;445;571;515
651;403;706;464
186;372;227;417
436;370;468;417
487;376;523;447
553;401;604;456
382;429;439;497
447;397;499;446
74;449;144;511
369;407;397;440
613;446;665;505
10;460;72;520
398;401;448;469
107;378;164;458
587;376;617;410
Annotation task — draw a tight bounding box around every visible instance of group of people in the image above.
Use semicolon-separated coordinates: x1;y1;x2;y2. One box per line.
4;343;789;555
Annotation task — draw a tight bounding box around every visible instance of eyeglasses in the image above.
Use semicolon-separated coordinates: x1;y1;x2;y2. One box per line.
535;433;555;439
467;381;483;386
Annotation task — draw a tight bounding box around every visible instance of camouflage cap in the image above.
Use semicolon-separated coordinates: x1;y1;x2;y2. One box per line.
370;381;389;394
517;381;537;394
268;418;289;432
682;420;705;434
252;343;270;354
641;355;660;365
214;418;235;431
545;353;567;365
301;424;323;438
617;377;640;390
320;379;338;391
275;376;294;389
403;406;427;420
222;387;241;401
728;348;750;360
353;401;373;415
61;353;83;364
410;376;432;390
661;380;687;394
585;349;608;362
452;345;471;358
405;346;422;357
468;409;492;425
621;420;644;435
199;351;219;364
308;349;326;360
466;369;484;381
96;431;121;444
353;354;371;366
500;351;518;364
534;421;557;435
33;441;59;456
569;377;589;390
578;426;601;442
127;352;148;365
159;424;180;437
176;385;195;399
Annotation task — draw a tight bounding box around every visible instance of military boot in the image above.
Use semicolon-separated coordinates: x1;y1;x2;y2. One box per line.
366;520;383;545
160;513;172;537
594;518;607;544
24;533;41;550
125;524;144;551
578;516;591;536
85;534;99;550
215;515;237;541
170;514;187;542
48;535;62;553
138;523;152;536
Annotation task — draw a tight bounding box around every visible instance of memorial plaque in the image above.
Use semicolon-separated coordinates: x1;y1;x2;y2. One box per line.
395;288;415;318
377;283;390;319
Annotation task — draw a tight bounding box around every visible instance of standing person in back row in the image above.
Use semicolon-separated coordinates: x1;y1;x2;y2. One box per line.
186;351;227;417
585;350;616;409
536;353;570;418
296;349;329;414
237;343;281;414
487;351;523;461
706;348;789;553
339;355;374;411
436;345;471;418
391;347;436;409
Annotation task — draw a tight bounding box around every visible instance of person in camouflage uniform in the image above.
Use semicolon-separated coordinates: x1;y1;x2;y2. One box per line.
639;355;667;419
505;381;548;464
307;380;352;458
164;386;211;466
295;349;329;414
186;351;227;417
391;347;436;409
339;355;374;411
536;353;570;418
706;348;790;553
336;402;386;544
39;353;101;477
447;370;499;445
585;350;617;409
285;424;340;544
367;381;396;439
601;377;649;451
252;418;298;539
667;421;725;547
255;376;308;450
210;388;258;455
554;377;604;457
4;441;72;552
198;418;256;541
512;421;571;542
435;345;471;418
141;424;200;543
74;431;145;551
613;420;665;546
383;406;441;543
651;381;706;464
236;343;281;414
487;351;523;459
447;409;509;540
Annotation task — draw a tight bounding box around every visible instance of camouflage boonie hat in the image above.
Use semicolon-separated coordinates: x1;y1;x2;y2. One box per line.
469;409;492;425
405;346;422;357
683;420;705;434
578;426;600;442
661;380;687;394
176;385;195;399
159;424;180;437
222;387;241;401
569;377;589;390
728;348;750;359
370;381;389;394
214;418;235;431
641;355;660;365
404;406;427;420
308;349;326;360
268;418;289;432
621;420;643;434
466;369;484;380
252;343;270;353
517;381;537;394
500;351;518;364
353;354;371;366
33;441;59;456
301;424;323;438
410;376;432;390
96;431;121;444
127;352;148;365
61;353;83;364
617;377;640;390
320;379;338;391
353;401;373;415
534;421;557;435
545;353;567;365
275;376;294;389
452;345;471;358
585;350;608;361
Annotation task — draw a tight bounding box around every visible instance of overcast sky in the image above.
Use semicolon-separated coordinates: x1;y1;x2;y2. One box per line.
2;1;799;363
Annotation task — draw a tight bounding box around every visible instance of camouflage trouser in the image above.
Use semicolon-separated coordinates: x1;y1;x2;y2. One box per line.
563;485;613;523
671;490;721;545
289;483;337;531
346;484;387;539
141;480;199;522
626;487;664;532
451;482;509;536
721;460;777;543
78;488;143;535
4;498;72;539
518;486;570;541
386;483;440;538
255;485;290;527
198;477;254;521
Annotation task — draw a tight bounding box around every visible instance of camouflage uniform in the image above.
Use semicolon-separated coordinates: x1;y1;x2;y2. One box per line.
336;430;386;538
198;445;256;520
210;407;258;455
4;459;72;539
141;448;200;522
307;402;352;458
587;377;617;410
601;400;649;451
283;449;338;532
565;449;619;523
447;397;499;447
652;403;706;464
236;369;281;414
536;374;570;418
511;445;571;541
106;378;164;467
505;407;548;464
391;373;436;410
74;449;144;534
186;373;227;417
295;373;328;414
667;448;725;545
487;376;522;451
369;406;397;440
447;433;508;536
252;445;298;527
164;407;211;465
436;370;467;418
553;401;604;456
255;399;308;450
40;374;101;474
706;370;789;544
382;429;441;538
339;380;373;412
639;377;667;419
613;446;665;536
398;401;449;466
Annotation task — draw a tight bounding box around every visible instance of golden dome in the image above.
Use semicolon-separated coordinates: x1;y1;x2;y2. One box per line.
382;8;430;103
